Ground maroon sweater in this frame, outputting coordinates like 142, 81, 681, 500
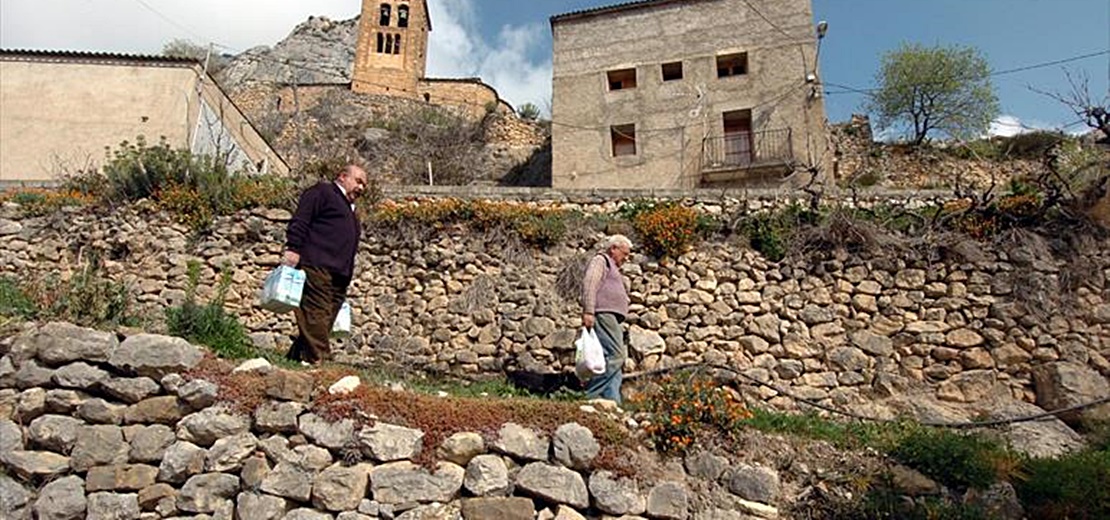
285, 182, 361, 280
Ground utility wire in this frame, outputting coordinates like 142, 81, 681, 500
823, 49, 1110, 96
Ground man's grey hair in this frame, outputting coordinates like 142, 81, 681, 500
604, 235, 633, 251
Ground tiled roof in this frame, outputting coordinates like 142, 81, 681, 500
0, 48, 198, 65
551, 0, 695, 24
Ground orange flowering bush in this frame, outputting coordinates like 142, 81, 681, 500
0, 188, 95, 216
632, 203, 700, 258
632, 373, 753, 455
371, 198, 568, 247
155, 183, 212, 230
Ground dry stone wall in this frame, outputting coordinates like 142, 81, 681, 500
0, 192, 1107, 415
5, 323, 769, 520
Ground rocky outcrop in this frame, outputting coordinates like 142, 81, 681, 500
219, 16, 358, 91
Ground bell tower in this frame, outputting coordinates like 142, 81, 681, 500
352, 0, 431, 97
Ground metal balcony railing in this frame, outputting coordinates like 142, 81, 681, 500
702, 128, 793, 171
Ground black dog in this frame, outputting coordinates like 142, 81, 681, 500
505, 370, 584, 396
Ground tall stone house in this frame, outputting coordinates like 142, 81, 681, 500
550, 0, 829, 189
0, 50, 288, 183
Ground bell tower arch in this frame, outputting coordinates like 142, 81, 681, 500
352, 0, 430, 97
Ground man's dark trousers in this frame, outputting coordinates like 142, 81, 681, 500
288, 266, 349, 364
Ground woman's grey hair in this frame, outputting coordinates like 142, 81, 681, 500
604, 235, 633, 251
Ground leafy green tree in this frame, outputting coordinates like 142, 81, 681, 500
518, 102, 541, 121
865, 43, 999, 145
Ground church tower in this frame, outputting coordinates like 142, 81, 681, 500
352, 0, 430, 97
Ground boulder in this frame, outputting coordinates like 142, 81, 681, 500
312, 464, 370, 512
647, 481, 690, 520
108, 334, 203, 378
205, 432, 258, 472
726, 464, 780, 503
35, 323, 118, 365
589, 470, 645, 515
86, 464, 158, 492
254, 401, 305, 433
86, 492, 140, 520
514, 462, 588, 509
357, 422, 424, 462
369, 461, 464, 504
52, 362, 109, 390
157, 441, 207, 484
0, 472, 33, 519
461, 497, 535, 520
236, 492, 288, 520
177, 473, 240, 513
128, 424, 176, 463
298, 413, 355, 450
177, 407, 250, 446
261, 462, 315, 502
1033, 362, 1110, 426
492, 423, 549, 461
123, 396, 186, 425
97, 378, 160, 404
437, 431, 484, 466
34, 475, 86, 520
70, 425, 129, 471
1, 450, 71, 479
27, 414, 82, 452
464, 454, 510, 497
551, 422, 599, 470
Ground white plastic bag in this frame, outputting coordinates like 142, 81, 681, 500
259, 266, 305, 313
574, 327, 606, 381
331, 301, 352, 337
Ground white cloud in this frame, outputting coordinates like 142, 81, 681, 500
426, 0, 551, 113
989, 115, 1033, 137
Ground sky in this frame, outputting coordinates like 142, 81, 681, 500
2, 0, 1108, 138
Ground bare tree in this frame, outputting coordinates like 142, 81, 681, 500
1033, 70, 1110, 144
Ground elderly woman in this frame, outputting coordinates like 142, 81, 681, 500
580, 235, 633, 403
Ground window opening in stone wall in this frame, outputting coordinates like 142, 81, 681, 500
393, 35, 402, 55
611, 124, 637, 157
398, 5, 410, 28
717, 52, 748, 78
376, 33, 385, 53
380, 4, 392, 26
385, 33, 394, 54
723, 109, 753, 164
662, 61, 683, 81
607, 68, 637, 91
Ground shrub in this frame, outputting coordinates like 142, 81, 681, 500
632, 203, 700, 258
1016, 448, 1110, 520
631, 373, 752, 455
13, 258, 138, 329
0, 188, 94, 217
166, 261, 254, 360
0, 276, 36, 319
890, 427, 1014, 491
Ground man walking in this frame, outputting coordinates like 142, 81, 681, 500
580, 235, 633, 403
283, 164, 369, 365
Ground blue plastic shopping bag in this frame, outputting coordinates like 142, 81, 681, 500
259, 266, 305, 313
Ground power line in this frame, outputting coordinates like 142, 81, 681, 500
132, 0, 212, 45
822, 49, 1110, 96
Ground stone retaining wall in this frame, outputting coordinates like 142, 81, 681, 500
0, 194, 1107, 412
4, 323, 760, 520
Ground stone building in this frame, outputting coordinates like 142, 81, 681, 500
0, 50, 289, 183
550, 0, 829, 189
348, 0, 505, 116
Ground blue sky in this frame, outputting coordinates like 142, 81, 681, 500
3, 0, 1108, 136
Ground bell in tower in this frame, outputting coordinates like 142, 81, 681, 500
352, 0, 431, 97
